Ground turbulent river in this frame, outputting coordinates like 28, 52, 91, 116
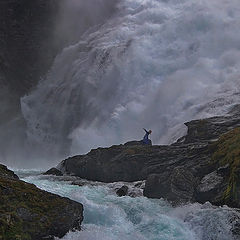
3, 0, 240, 238
17, 170, 238, 240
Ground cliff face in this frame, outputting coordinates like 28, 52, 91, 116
54, 105, 240, 209
0, 0, 117, 115
0, 164, 83, 240
0, 0, 118, 162
0, 0, 61, 160
0, 0, 60, 97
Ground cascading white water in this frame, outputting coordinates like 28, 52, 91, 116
21, 0, 240, 161
18, 170, 238, 240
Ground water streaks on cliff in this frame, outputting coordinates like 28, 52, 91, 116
21, 0, 240, 162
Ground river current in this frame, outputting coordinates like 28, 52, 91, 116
16, 169, 238, 240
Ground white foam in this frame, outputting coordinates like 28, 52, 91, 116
21, 0, 240, 160
20, 171, 237, 240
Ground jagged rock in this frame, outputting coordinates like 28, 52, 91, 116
229, 209, 240, 240
217, 164, 230, 175
143, 167, 197, 204
182, 105, 240, 144
58, 142, 211, 183
124, 141, 143, 146
134, 182, 143, 188
0, 164, 19, 180
53, 105, 240, 206
116, 185, 128, 197
71, 180, 85, 187
43, 167, 63, 176
195, 170, 227, 205
0, 165, 83, 240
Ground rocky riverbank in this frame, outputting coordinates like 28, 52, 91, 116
47, 105, 240, 209
0, 164, 83, 240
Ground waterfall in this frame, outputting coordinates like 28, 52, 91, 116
21, 0, 240, 162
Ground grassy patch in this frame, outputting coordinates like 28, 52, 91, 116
211, 127, 240, 205
0, 175, 81, 239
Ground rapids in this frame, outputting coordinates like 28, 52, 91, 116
17, 170, 238, 240
3, 1, 240, 239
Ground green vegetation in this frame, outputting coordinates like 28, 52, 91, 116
211, 127, 240, 205
0, 177, 60, 239
0, 166, 82, 240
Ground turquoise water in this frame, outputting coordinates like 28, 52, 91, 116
17, 170, 236, 240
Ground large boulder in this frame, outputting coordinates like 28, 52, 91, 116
0, 165, 83, 240
116, 185, 128, 197
195, 169, 228, 205
143, 167, 197, 205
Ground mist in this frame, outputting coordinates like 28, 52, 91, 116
54, 0, 118, 46
0, 0, 118, 168
2, 0, 240, 168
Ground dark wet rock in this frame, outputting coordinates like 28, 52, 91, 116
217, 164, 230, 175
0, 0, 62, 162
0, 0, 60, 97
0, 0, 118, 157
0, 164, 19, 180
144, 167, 197, 204
0, 164, 83, 240
182, 108, 240, 144
71, 180, 85, 187
229, 209, 240, 240
59, 142, 211, 183
54, 105, 240, 206
134, 182, 143, 188
116, 185, 128, 197
124, 141, 143, 146
43, 167, 63, 176
195, 170, 227, 205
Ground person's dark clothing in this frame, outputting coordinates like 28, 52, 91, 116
142, 128, 151, 145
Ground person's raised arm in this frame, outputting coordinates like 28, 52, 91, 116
143, 128, 148, 133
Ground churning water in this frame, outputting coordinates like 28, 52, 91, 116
17, 170, 238, 240
20, 0, 240, 163
7, 1, 240, 237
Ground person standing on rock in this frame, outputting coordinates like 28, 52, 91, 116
142, 128, 152, 145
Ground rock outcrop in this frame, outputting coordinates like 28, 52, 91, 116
0, 164, 19, 180
51, 105, 240, 208
43, 167, 63, 176
0, 164, 83, 240
143, 167, 197, 205
0, 0, 60, 97
116, 185, 129, 197
58, 141, 211, 182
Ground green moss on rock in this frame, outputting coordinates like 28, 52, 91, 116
0, 164, 19, 180
211, 127, 240, 206
0, 166, 83, 240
